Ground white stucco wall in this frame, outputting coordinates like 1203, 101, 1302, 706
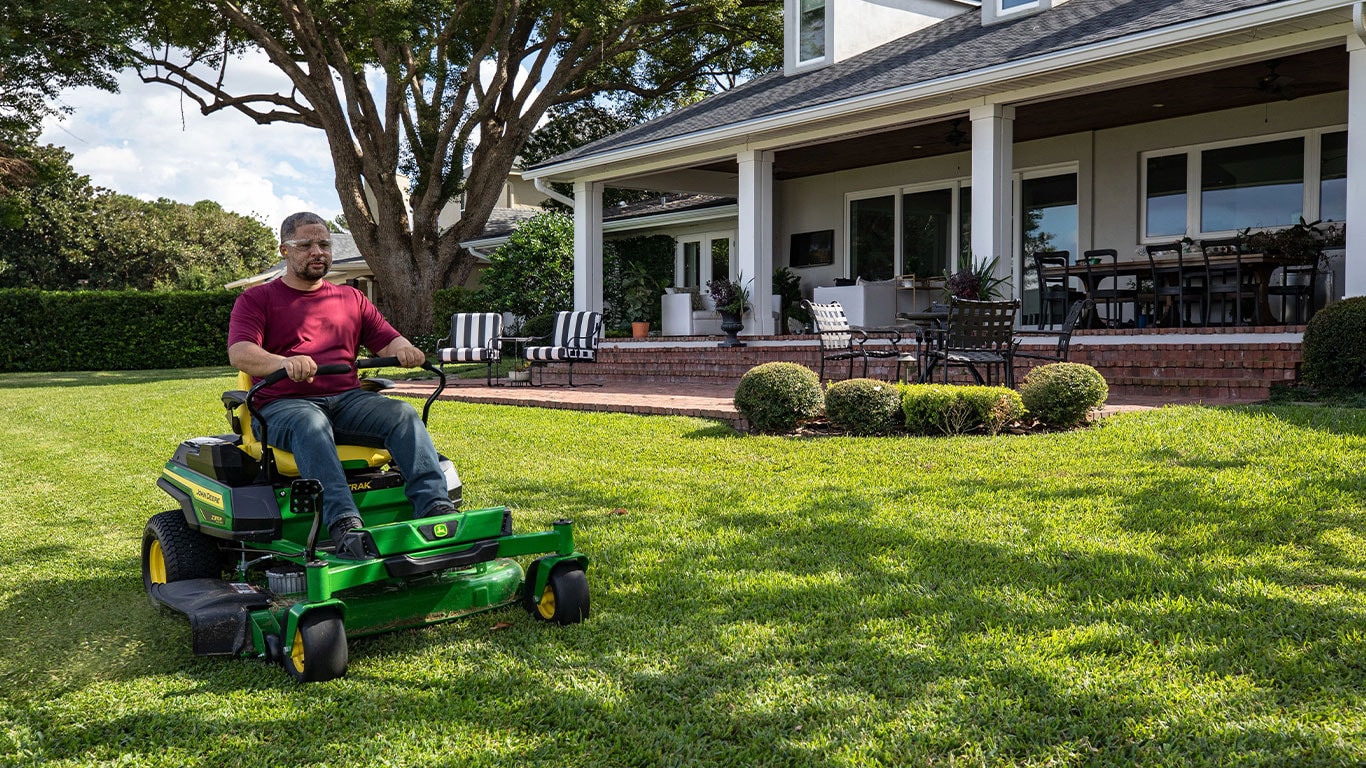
831, 0, 971, 62
769, 91, 1349, 298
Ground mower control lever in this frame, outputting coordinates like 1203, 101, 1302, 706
354, 358, 446, 424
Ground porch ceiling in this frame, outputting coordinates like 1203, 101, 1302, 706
692, 46, 1348, 181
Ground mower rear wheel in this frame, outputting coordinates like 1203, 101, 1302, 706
523, 559, 589, 625
283, 610, 348, 683
142, 510, 222, 596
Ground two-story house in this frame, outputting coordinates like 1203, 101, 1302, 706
527, 0, 1362, 335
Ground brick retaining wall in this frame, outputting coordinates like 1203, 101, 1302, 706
593, 325, 1303, 402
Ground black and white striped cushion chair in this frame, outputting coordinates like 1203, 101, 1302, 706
436, 312, 503, 385
524, 310, 602, 386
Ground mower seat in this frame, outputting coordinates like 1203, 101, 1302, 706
223, 372, 392, 477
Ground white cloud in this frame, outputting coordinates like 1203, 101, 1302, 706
39, 54, 343, 232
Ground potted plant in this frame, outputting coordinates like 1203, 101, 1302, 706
622, 263, 657, 338
1240, 219, 1331, 266
942, 254, 1008, 301
773, 266, 808, 335
707, 273, 751, 347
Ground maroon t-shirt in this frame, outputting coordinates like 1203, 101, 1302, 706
228, 280, 402, 407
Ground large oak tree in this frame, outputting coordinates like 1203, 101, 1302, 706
137, 0, 780, 334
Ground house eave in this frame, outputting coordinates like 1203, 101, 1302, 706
528, 0, 1352, 182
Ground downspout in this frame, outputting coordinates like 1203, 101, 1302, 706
534, 177, 575, 208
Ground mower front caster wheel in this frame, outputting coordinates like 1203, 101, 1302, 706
523, 559, 589, 625
283, 609, 348, 683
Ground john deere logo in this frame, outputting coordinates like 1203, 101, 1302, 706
433, 523, 449, 538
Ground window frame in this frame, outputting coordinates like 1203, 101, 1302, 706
1138, 125, 1346, 243
787, 0, 829, 72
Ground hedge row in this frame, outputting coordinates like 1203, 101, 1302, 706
0, 289, 236, 372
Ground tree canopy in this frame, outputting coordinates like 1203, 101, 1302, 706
134, 0, 782, 334
0, 143, 277, 290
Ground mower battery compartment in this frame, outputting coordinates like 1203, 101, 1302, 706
173, 435, 259, 485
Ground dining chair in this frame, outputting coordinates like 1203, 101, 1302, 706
1200, 237, 1258, 326
1013, 298, 1093, 364
1267, 259, 1320, 324
1145, 242, 1207, 327
1031, 251, 1081, 330
919, 297, 1020, 387
1080, 249, 1137, 328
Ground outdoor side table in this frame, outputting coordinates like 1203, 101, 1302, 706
497, 336, 536, 386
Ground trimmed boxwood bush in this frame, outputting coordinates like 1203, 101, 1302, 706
1018, 362, 1108, 428
902, 384, 1024, 436
1301, 296, 1366, 390
824, 378, 902, 435
734, 362, 823, 434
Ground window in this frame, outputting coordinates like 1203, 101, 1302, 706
849, 195, 896, 281
1019, 172, 1078, 325
902, 189, 952, 277
1145, 154, 1187, 238
675, 232, 733, 288
1141, 129, 1344, 240
1002, 0, 1037, 8
1320, 131, 1347, 223
1200, 137, 1303, 232
798, 0, 825, 64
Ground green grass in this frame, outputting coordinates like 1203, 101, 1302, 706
1, 367, 1364, 767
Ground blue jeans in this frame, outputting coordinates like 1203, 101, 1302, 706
256, 389, 452, 528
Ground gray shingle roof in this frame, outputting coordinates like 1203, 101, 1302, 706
534, 0, 1292, 168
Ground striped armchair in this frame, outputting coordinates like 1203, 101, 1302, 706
524, 310, 603, 386
436, 312, 503, 385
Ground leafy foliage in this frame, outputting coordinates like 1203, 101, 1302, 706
734, 361, 823, 433
944, 254, 1008, 301
902, 384, 1024, 436
0, 289, 235, 371
823, 378, 903, 436
0, 0, 137, 146
1018, 362, 1110, 427
0, 144, 276, 290
707, 274, 752, 315
474, 212, 574, 320
131, 0, 784, 334
1300, 295, 1366, 390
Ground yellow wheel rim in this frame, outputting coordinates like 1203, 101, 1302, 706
536, 583, 556, 619
148, 541, 168, 584
291, 628, 306, 672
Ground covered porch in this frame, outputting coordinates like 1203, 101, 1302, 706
529, 1, 1364, 345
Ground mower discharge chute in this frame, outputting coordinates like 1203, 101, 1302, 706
145, 357, 589, 682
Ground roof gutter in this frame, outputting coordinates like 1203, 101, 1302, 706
528, 0, 1349, 180
534, 176, 574, 207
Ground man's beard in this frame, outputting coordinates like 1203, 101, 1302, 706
293, 260, 329, 281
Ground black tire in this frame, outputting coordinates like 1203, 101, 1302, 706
282, 609, 348, 683
523, 560, 590, 625
142, 510, 222, 596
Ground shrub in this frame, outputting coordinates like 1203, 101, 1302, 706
902, 384, 1023, 436
0, 289, 235, 372
734, 362, 823, 434
1018, 362, 1109, 428
1301, 296, 1366, 390
824, 378, 902, 435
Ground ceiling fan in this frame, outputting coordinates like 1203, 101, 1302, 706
1220, 60, 1337, 101
944, 119, 969, 148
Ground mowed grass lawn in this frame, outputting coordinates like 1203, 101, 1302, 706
0, 367, 1364, 767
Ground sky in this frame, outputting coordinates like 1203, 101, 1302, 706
38, 53, 345, 234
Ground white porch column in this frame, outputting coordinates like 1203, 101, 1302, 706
1345, 30, 1366, 298
573, 180, 604, 312
969, 104, 1016, 296
737, 149, 775, 335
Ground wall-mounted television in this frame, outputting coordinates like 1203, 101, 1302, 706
789, 230, 834, 268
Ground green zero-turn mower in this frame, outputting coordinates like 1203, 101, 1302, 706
144, 357, 589, 682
